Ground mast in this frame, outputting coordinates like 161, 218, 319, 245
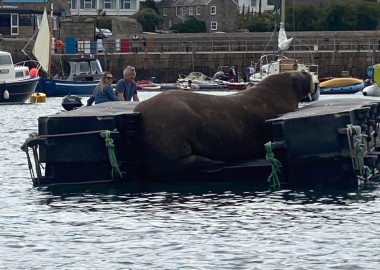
273, 0, 281, 61
281, 0, 285, 23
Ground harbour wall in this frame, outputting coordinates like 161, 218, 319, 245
1, 32, 380, 82
94, 50, 379, 82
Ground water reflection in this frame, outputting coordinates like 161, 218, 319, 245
36, 176, 380, 208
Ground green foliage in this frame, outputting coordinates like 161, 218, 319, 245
244, 12, 275, 32
140, 0, 159, 14
170, 20, 207, 33
286, 4, 323, 31
239, 1, 380, 32
96, 17, 112, 30
133, 8, 160, 32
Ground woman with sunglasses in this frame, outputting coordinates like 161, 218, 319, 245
93, 72, 119, 104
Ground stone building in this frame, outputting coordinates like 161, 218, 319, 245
0, 0, 69, 38
156, 0, 239, 32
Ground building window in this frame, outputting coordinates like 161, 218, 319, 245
163, 8, 167, 16
210, 6, 216, 15
211, 21, 217, 31
181, 7, 186, 15
69, 0, 76, 9
189, 7, 193, 15
11, 14, 19, 35
120, 0, 136, 10
83, 0, 94, 9
104, 0, 112, 9
196, 6, 201, 15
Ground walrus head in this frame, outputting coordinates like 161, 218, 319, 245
291, 71, 315, 101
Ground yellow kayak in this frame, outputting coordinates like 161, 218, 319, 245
320, 77, 364, 88
29, 92, 47, 103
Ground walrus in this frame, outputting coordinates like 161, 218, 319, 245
133, 71, 314, 176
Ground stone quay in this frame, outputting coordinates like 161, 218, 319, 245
1, 31, 379, 82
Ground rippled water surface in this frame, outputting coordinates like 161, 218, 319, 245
1, 92, 380, 269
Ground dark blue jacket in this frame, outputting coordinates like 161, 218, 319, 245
94, 84, 118, 104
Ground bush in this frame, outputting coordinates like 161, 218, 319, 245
170, 20, 206, 33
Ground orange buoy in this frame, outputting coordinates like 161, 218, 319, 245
30, 68, 38, 77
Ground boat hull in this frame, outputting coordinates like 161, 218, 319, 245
226, 82, 248, 90
320, 82, 364, 94
0, 77, 38, 104
36, 78, 99, 97
320, 77, 363, 88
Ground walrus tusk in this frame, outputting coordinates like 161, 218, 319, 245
307, 93, 312, 101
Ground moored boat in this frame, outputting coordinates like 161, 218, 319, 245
136, 80, 162, 91
36, 57, 103, 96
320, 82, 364, 94
247, 0, 320, 102
362, 63, 380, 97
24, 8, 103, 97
0, 51, 39, 105
319, 77, 364, 88
226, 81, 249, 90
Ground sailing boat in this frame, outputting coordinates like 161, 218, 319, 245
33, 8, 51, 74
31, 7, 104, 96
248, 0, 320, 101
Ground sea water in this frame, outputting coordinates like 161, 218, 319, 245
1, 92, 380, 269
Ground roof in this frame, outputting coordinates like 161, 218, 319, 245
157, 0, 211, 7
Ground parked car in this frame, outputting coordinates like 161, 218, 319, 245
95, 28, 104, 40
100, 28, 113, 38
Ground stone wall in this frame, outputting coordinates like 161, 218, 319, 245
61, 50, 378, 82
1, 32, 379, 82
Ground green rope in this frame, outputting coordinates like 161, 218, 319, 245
347, 125, 372, 177
101, 130, 122, 179
265, 141, 282, 187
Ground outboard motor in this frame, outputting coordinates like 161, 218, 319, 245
62, 94, 83, 111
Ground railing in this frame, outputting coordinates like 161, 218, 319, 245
59, 38, 380, 55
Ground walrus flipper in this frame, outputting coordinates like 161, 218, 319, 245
177, 153, 226, 173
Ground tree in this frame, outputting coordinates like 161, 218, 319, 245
140, 0, 159, 14
246, 12, 274, 32
286, 4, 322, 31
323, 4, 354, 31
238, 1, 379, 32
134, 8, 160, 32
170, 19, 206, 33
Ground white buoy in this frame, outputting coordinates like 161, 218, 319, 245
362, 84, 380, 97
3, 90, 9, 99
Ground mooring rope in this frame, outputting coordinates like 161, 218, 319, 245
346, 124, 371, 177
101, 130, 122, 179
265, 141, 282, 188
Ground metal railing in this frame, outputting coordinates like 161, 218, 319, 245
60, 38, 380, 55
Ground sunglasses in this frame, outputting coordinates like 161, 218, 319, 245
106, 76, 113, 79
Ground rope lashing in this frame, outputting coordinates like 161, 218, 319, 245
100, 130, 122, 179
265, 141, 282, 187
346, 124, 372, 177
